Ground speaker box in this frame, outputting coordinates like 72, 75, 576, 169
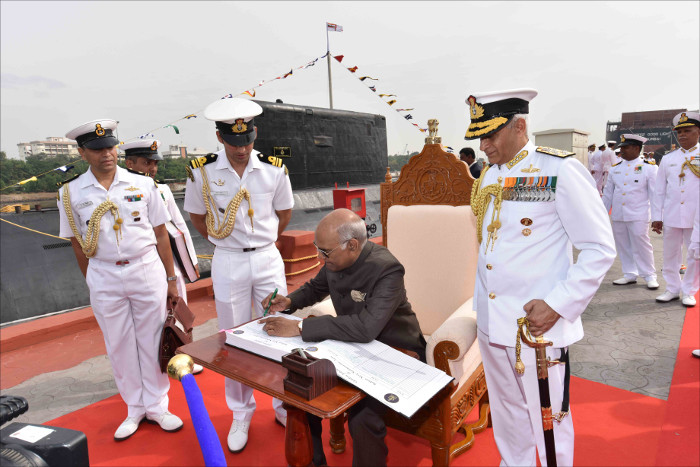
1, 422, 89, 466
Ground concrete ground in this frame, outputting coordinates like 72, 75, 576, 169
1, 229, 693, 426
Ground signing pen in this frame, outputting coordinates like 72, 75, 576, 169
263, 287, 278, 317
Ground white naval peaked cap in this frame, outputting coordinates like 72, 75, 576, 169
464, 88, 538, 140
66, 119, 119, 149
607, 140, 617, 145
204, 98, 262, 146
673, 111, 700, 130
120, 139, 163, 160
617, 134, 648, 147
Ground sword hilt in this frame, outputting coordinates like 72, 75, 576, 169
515, 317, 553, 375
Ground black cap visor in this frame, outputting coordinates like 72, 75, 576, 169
220, 131, 255, 147
82, 135, 119, 150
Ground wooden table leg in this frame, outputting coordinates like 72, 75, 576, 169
329, 413, 347, 454
284, 403, 313, 467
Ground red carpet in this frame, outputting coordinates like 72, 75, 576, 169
655, 292, 700, 467
47, 370, 674, 466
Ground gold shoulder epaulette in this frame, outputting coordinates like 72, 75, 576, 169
126, 167, 157, 186
57, 173, 80, 187
190, 153, 218, 169
612, 161, 622, 167
644, 160, 656, 165
536, 146, 574, 158
257, 153, 289, 175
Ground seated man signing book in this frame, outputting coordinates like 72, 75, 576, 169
260, 208, 426, 467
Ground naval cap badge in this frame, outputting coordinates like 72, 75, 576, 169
232, 119, 248, 134
95, 123, 105, 136
467, 96, 485, 119
679, 113, 688, 123
150, 141, 158, 151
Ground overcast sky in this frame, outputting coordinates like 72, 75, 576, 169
1, 1, 698, 159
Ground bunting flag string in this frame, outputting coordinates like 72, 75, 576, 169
1, 158, 82, 191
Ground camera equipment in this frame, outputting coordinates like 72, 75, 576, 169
0, 395, 89, 466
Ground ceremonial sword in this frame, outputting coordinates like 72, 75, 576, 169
515, 317, 570, 467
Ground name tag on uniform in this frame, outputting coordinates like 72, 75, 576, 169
502, 176, 557, 202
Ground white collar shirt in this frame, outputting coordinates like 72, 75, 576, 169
58, 166, 170, 261
651, 145, 699, 228
158, 183, 198, 265
602, 156, 658, 222
183, 149, 294, 248
589, 150, 602, 171
474, 140, 616, 347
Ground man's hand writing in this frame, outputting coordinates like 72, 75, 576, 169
261, 292, 292, 314
259, 316, 300, 337
523, 299, 560, 336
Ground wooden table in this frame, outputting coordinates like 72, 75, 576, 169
177, 333, 364, 466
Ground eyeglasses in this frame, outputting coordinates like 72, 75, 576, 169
314, 240, 348, 258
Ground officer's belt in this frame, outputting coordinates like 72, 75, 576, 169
88, 247, 159, 267
215, 243, 275, 254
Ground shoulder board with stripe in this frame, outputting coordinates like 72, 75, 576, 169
257, 153, 289, 175
189, 153, 218, 169
612, 161, 622, 167
644, 160, 656, 165
57, 173, 80, 187
536, 146, 574, 158
126, 167, 157, 187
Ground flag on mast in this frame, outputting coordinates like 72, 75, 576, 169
327, 22, 343, 32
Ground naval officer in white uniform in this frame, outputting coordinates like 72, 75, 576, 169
184, 98, 294, 453
602, 134, 659, 289
59, 120, 184, 440
466, 89, 616, 466
651, 111, 700, 306
122, 139, 204, 375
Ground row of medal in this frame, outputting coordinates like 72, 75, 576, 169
501, 176, 558, 202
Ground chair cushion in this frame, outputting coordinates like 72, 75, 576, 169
387, 205, 478, 335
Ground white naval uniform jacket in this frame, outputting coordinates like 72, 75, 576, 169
474, 141, 616, 348
183, 149, 294, 248
602, 156, 658, 222
158, 183, 198, 266
651, 145, 699, 229
58, 166, 170, 260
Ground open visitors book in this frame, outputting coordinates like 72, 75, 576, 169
225, 316, 453, 418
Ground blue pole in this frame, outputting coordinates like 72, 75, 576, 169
180, 373, 227, 467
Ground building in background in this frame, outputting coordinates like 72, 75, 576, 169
16, 137, 79, 160
161, 144, 210, 159
606, 109, 695, 158
533, 128, 590, 166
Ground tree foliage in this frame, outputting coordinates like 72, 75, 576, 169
0, 155, 193, 193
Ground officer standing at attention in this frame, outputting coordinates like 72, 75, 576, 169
184, 98, 294, 452
122, 138, 204, 375
589, 143, 604, 194
602, 134, 659, 289
59, 120, 184, 440
466, 89, 616, 466
651, 111, 700, 306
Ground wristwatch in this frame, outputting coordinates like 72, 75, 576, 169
167, 276, 177, 282
297, 320, 303, 333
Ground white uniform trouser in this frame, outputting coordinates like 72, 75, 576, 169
478, 329, 574, 467
663, 227, 700, 296
612, 221, 656, 281
87, 247, 169, 419
212, 244, 287, 422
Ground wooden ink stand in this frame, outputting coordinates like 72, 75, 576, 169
282, 350, 338, 400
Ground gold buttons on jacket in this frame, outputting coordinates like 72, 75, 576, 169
486, 264, 493, 270
522, 228, 532, 236
489, 293, 496, 299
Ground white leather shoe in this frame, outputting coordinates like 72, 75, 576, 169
656, 291, 680, 302
681, 295, 697, 307
146, 411, 183, 432
192, 363, 204, 375
692, 349, 700, 358
114, 414, 145, 441
275, 411, 287, 428
227, 419, 250, 453
613, 277, 637, 285
646, 279, 660, 290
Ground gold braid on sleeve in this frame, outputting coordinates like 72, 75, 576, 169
470, 165, 504, 252
198, 167, 254, 239
62, 184, 123, 258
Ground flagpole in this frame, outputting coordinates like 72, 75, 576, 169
326, 23, 334, 109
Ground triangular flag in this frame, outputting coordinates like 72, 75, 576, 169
387, 100, 397, 106
184, 114, 197, 119
396, 108, 414, 112
379, 94, 396, 98
359, 76, 378, 81
334, 55, 344, 63
368, 86, 377, 92
283, 69, 293, 78
347, 66, 358, 73
166, 125, 180, 135
221, 94, 233, 99
404, 114, 413, 120
242, 90, 256, 97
